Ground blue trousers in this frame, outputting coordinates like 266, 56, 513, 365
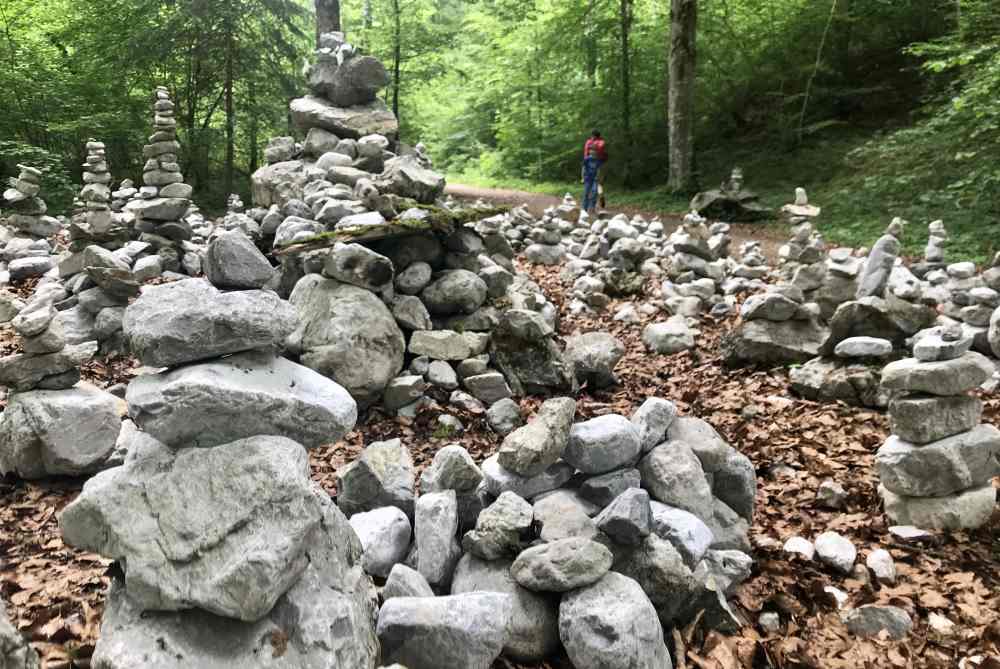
583, 174, 599, 211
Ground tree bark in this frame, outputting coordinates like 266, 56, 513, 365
224, 15, 235, 198
315, 0, 341, 45
619, 0, 633, 187
667, 0, 697, 193
585, 0, 598, 87
392, 0, 401, 120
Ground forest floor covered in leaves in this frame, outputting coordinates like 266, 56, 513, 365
2, 257, 999, 669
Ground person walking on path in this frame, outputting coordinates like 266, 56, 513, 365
581, 130, 608, 214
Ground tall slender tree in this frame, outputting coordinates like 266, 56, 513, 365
667, 0, 697, 193
315, 0, 341, 44
619, 0, 633, 186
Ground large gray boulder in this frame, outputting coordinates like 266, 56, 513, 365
123, 279, 295, 368
481, 455, 574, 500
0, 385, 122, 479
889, 395, 982, 444
420, 270, 487, 316
290, 96, 399, 139
0, 341, 97, 392
288, 274, 405, 406
450, 555, 560, 663
722, 318, 828, 367
336, 438, 415, 518
558, 572, 672, 669
876, 425, 1000, 497
322, 243, 394, 292
126, 351, 356, 449
639, 442, 714, 521
414, 490, 461, 587
203, 230, 275, 290
564, 415, 642, 475
462, 491, 533, 560
511, 537, 612, 592
376, 593, 512, 669
378, 155, 446, 205
612, 533, 700, 626
630, 398, 678, 453
89, 490, 379, 668
490, 309, 577, 396
668, 416, 756, 522
564, 332, 625, 388
308, 54, 389, 106
880, 483, 996, 530
880, 353, 994, 396
348, 506, 412, 578
59, 436, 324, 622
497, 397, 576, 477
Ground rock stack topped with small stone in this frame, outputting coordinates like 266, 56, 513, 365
71, 140, 120, 244
662, 213, 734, 317
778, 221, 828, 304
821, 219, 936, 356
125, 87, 196, 275
2, 164, 60, 241
723, 284, 828, 367
54, 276, 378, 668
877, 325, 999, 530
912, 219, 948, 278
1, 165, 61, 281
0, 286, 121, 478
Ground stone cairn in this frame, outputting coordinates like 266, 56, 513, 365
0, 283, 120, 479
877, 324, 999, 530
1, 165, 60, 281
125, 87, 195, 275
723, 283, 826, 367
68, 139, 126, 252
56, 276, 379, 668
338, 396, 756, 668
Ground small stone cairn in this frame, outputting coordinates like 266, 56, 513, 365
877, 324, 999, 530
723, 283, 827, 367
55, 277, 378, 668
663, 212, 734, 318
2, 164, 60, 240
1, 165, 60, 281
125, 87, 196, 274
912, 219, 948, 278
0, 284, 116, 478
70, 140, 120, 246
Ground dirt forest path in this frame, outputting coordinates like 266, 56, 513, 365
446, 182, 787, 260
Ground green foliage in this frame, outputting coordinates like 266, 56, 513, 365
0, 141, 76, 213
0, 0, 311, 212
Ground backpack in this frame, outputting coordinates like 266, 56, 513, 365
585, 138, 608, 162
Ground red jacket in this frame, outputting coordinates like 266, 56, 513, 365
584, 137, 608, 162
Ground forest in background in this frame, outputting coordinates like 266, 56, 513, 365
1, 0, 998, 257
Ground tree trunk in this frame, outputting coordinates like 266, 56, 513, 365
667, 0, 697, 193
837, 0, 853, 78
585, 0, 598, 87
392, 0, 401, 120
315, 0, 341, 45
248, 82, 259, 175
619, 0, 633, 187
224, 19, 235, 198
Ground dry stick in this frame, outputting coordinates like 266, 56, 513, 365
673, 627, 689, 669
797, 0, 839, 144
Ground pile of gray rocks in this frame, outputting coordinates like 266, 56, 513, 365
877, 326, 999, 530
1, 165, 60, 281
340, 395, 756, 668
55, 276, 380, 668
